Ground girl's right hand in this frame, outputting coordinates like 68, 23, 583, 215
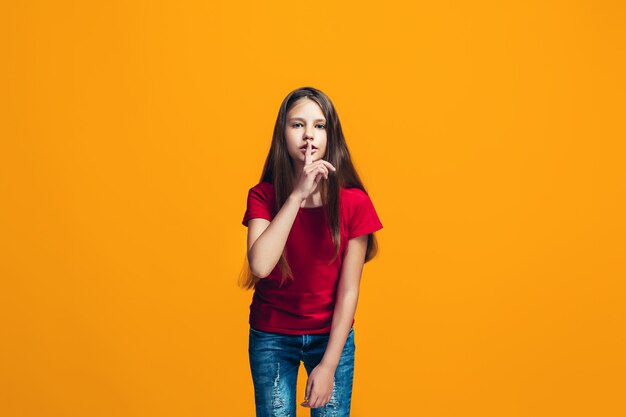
292, 141, 337, 202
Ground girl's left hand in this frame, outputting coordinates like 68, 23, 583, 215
301, 363, 335, 408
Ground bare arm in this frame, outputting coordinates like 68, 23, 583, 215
247, 141, 335, 278
301, 233, 368, 408
247, 192, 305, 278
320, 233, 368, 369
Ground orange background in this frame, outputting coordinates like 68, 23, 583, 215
2, 1, 625, 416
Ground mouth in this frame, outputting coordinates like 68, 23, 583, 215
300, 145, 317, 150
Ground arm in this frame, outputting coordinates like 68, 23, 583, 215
321, 233, 368, 369
247, 192, 305, 278
249, 142, 334, 279
302, 233, 369, 408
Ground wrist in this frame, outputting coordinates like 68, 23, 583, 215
289, 191, 305, 205
319, 358, 338, 371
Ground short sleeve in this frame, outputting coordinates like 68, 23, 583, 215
242, 183, 274, 227
347, 192, 383, 240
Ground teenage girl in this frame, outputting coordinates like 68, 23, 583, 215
240, 86, 383, 417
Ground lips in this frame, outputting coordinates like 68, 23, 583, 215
300, 145, 317, 149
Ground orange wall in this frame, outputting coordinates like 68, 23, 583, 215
2, 1, 625, 416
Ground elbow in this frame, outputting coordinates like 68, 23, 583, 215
250, 266, 269, 279
247, 251, 270, 279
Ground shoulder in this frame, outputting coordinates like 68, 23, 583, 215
341, 186, 383, 238
245, 181, 276, 210
248, 181, 274, 197
249, 180, 273, 191
341, 186, 371, 205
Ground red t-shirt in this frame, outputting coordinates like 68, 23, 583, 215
241, 181, 383, 335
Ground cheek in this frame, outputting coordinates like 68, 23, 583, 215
285, 135, 298, 149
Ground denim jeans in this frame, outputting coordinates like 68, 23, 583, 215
248, 325, 355, 417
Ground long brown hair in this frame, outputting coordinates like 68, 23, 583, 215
238, 86, 379, 290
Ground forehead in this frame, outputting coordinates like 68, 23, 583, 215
287, 99, 325, 120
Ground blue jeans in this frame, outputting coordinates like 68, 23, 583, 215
248, 326, 355, 417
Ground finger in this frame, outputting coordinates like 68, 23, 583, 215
305, 167, 327, 182
321, 165, 329, 179
319, 167, 328, 180
304, 141, 313, 166
305, 378, 312, 402
310, 165, 328, 178
307, 160, 335, 173
309, 383, 320, 408
313, 159, 337, 171
320, 160, 336, 172
304, 162, 323, 175
315, 164, 329, 176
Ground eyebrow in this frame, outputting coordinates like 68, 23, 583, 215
288, 117, 326, 123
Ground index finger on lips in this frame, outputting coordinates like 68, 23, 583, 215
305, 141, 313, 165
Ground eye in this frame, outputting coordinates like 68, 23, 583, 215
316, 124, 326, 129
292, 123, 303, 128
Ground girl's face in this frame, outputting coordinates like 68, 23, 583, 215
285, 98, 328, 168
